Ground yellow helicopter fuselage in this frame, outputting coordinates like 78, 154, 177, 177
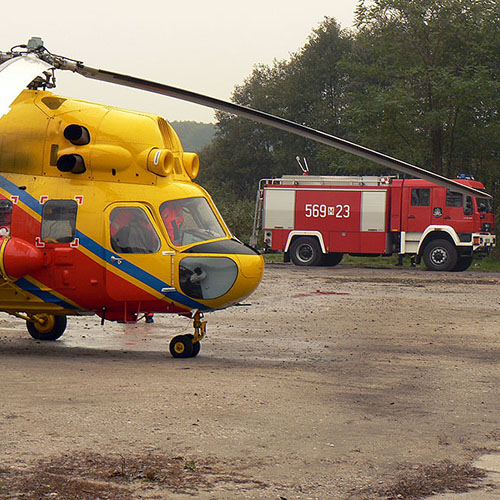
0, 90, 264, 323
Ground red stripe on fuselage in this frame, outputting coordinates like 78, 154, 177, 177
0, 195, 186, 317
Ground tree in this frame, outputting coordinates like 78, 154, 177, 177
199, 18, 354, 196
347, 0, 500, 185
198, 5, 499, 243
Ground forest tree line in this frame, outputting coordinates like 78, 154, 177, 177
194, 0, 499, 243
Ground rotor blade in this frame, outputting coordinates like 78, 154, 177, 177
0, 55, 52, 119
72, 64, 487, 198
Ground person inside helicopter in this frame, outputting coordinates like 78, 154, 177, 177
159, 197, 226, 247
110, 207, 160, 254
160, 201, 184, 246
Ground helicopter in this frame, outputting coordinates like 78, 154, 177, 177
0, 37, 490, 358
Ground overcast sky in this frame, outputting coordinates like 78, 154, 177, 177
1, 0, 359, 123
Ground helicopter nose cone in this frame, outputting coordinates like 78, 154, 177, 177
223, 252, 264, 305
234, 252, 265, 297
177, 240, 264, 309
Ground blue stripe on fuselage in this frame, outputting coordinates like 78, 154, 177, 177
0, 175, 208, 311
15, 277, 81, 311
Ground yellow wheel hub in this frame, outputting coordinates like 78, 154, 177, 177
173, 341, 185, 354
33, 314, 56, 334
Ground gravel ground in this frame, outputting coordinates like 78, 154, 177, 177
0, 262, 499, 499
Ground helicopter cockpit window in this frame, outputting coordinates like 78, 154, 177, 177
160, 197, 226, 247
110, 206, 160, 254
41, 200, 77, 243
0, 199, 13, 237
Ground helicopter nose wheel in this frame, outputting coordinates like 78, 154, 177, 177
169, 311, 206, 358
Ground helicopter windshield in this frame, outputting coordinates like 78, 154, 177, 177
160, 197, 227, 246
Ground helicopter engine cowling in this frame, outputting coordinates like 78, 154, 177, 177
0, 237, 44, 280
64, 125, 90, 146
57, 154, 86, 174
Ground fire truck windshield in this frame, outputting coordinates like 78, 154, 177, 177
160, 197, 227, 246
476, 197, 493, 213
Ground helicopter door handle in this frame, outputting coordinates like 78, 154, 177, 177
110, 255, 123, 265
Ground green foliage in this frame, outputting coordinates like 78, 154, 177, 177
196, 173, 256, 244
199, 17, 356, 199
263, 252, 500, 271
198, 3, 500, 240
170, 121, 215, 152
347, 0, 500, 182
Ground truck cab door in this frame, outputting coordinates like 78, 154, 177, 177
442, 190, 473, 232
402, 186, 433, 232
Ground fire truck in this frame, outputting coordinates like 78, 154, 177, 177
251, 175, 496, 271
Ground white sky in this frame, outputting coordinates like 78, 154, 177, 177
1, 0, 359, 123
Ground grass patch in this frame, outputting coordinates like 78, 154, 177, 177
262, 252, 500, 271
0, 451, 268, 499
353, 460, 486, 499
262, 252, 285, 263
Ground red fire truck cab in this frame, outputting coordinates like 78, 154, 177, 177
251, 175, 496, 271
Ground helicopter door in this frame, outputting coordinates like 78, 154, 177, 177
40, 200, 79, 290
104, 204, 173, 302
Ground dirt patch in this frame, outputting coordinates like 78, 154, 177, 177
351, 461, 486, 499
0, 452, 267, 499
0, 263, 500, 499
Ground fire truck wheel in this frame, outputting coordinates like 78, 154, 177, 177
422, 239, 458, 271
452, 256, 473, 272
169, 334, 194, 358
26, 314, 67, 341
323, 252, 343, 267
290, 237, 323, 266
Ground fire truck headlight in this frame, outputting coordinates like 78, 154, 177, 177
264, 231, 272, 246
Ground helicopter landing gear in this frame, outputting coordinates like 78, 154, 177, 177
25, 313, 67, 341
169, 311, 206, 358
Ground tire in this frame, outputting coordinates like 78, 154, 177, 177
26, 314, 67, 341
184, 334, 201, 357
169, 334, 194, 358
323, 252, 343, 267
289, 237, 323, 266
452, 256, 473, 272
422, 239, 458, 271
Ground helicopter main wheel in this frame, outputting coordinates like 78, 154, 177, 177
26, 314, 67, 341
169, 334, 194, 358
